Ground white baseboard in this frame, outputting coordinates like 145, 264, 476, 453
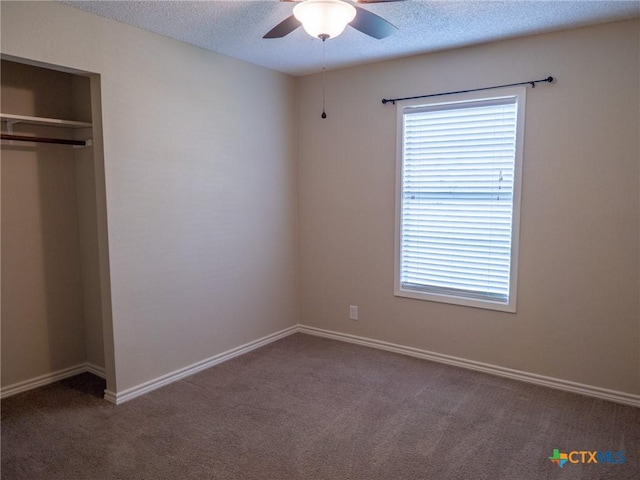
85, 362, 106, 379
0, 362, 106, 399
11, 325, 636, 409
105, 325, 299, 405
298, 325, 640, 408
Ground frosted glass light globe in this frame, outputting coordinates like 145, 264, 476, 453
293, 0, 357, 39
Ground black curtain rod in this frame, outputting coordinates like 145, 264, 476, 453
1, 134, 88, 146
382, 76, 554, 105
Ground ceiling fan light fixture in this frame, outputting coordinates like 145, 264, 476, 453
293, 0, 357, 40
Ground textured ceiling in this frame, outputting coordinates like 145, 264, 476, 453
61, 1, 640, 76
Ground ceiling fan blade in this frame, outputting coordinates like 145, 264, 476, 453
263, 15, 301, 39
351, 6, 398, 39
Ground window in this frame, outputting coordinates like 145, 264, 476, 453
395, 87, 525, 312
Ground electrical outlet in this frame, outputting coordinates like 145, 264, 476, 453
349, 305, 358, 321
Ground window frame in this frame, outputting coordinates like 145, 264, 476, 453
394, 86, 526, 313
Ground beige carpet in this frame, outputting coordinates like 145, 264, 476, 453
2, 333, 639, 479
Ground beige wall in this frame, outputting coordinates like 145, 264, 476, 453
3, 2, 637, 398
297, 20, 640, 394
1, 1, 298, 393
72, 74, 106, 369
1, 61, 89, 385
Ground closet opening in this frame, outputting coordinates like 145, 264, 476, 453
1, 57, 115, 399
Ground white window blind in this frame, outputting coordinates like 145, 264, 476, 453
396, 91, 524, 311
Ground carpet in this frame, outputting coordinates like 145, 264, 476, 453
2, 333, 639, 479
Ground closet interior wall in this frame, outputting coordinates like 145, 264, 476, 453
1, 59, 105, 388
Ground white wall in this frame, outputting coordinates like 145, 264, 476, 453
297, 20, 640, 395
1, 1, 298, 393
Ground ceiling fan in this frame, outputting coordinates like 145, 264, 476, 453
264, 0, 404, 41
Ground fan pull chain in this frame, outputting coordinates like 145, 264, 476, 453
321, 36, 327, 119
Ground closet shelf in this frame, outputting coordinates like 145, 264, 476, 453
1, 113, 92, 129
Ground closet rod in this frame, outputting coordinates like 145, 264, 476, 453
1, 134, 88, 146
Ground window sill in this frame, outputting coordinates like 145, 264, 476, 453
394, 286, 516, 313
